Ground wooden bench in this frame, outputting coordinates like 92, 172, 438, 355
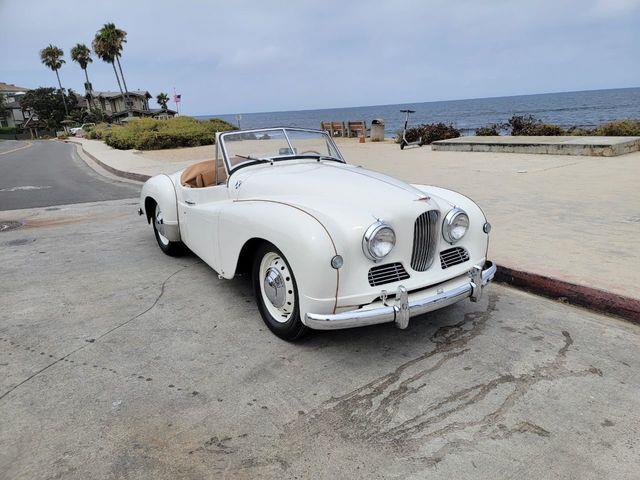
346, 120, 367, 138
320, 121, 346, 137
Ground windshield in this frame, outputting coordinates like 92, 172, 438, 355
220, 128, 343, 171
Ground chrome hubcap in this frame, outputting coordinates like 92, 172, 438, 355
259, 252, 295, 322
264, 267, 285, 308
155, 204, 169, 246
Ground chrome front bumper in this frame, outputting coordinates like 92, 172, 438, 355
305, 261, 497, 330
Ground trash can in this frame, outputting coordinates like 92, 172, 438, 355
370, 118, 385, 142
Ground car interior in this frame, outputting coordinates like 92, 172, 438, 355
180, 159, 227, 188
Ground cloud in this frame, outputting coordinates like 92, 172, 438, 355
1, 0, 638, 115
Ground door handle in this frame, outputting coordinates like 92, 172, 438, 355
185, 200, 196, 205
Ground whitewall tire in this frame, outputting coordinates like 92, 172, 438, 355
252, 243, 307, 341
152, 203, 185, 256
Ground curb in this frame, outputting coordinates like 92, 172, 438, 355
67, 140, 150, 182
495, 266, 640, 324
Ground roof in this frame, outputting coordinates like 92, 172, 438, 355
111, 108, 177, 118
0, 82, 31, 93
90, 90, 151, 99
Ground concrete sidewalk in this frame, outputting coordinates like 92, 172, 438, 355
432, 135, 640, 156
68, 138, 193, 181
68, 137, 640, 318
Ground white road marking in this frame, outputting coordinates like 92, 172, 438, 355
0, 185, 53, 192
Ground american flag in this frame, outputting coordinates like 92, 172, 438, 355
173, 93, 181, 103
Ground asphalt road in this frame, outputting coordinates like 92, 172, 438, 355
0, 140, 139, 211
1, 199, 638, 479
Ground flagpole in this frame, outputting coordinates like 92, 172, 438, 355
173, 87, 180, 116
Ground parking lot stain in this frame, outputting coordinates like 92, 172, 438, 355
3, 237, 36, 247
280, 305, 604, 469
0, 220, 23, 232
198, 293, 605, 476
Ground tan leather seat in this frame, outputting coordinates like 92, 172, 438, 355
181, 160, 228, 188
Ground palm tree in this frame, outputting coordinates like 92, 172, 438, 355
156, 92, 169, 110
92, 31, 124, 109
70, 43, 93, 112
93, 23, 131, 114
40, 44, 68, 115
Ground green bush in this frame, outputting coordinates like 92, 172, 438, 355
593, 119, 640, 136
475, 124, 501, 136
85, 122, 112, 140
93, 116, 236, 150
507, 115, 565, 136
418, 123, 461, 144
395, 127, 420, 144
394, 123, 460, 144
0, 126, 19, 134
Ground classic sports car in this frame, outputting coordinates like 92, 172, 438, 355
139, 127, 496, 340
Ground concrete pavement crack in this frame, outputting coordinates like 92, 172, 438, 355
0, 261, 200, 403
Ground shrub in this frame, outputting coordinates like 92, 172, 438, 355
85, 123, 112, 140
0, 126, 19, 134
96, 116, 236, 150
593, 119, 640, 136
394, 127, 421, 144
394, 123, 460, 144
475, 124, 501, 136
418, 123, 461, 144
507, 115, 565, 136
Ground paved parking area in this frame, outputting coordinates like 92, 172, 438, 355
1, 199, 639, 479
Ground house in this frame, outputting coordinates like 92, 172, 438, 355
76, 90, 176, 122
0, 82, 32, 128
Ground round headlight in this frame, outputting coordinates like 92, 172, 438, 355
362, 221, 396, 261
443, 208, 469, 243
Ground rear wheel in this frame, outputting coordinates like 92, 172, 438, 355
152, 203, 185, 256
252, 243, 307, 341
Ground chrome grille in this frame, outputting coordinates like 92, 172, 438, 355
440, 247, 470, 269
368, 262, 410, 287
410, 210, 439, 271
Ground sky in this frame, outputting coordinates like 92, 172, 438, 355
1, 0, 639, 116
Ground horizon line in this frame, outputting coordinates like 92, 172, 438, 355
200, 85, 640, 118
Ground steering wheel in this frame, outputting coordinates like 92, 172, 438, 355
300, 150, 322, 155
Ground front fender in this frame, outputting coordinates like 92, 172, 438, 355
219, 200, 339, 319
140, 174, 181, 242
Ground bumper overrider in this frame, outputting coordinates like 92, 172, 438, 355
305, 261, 497, 330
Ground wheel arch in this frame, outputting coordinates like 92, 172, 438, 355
139, 174, 181, 242
235, 237, 270, 275
219, 200, 340, 317
144, 196, 156, 224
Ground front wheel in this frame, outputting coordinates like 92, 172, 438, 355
252, 243, 307, 341
152, 203, 185, 256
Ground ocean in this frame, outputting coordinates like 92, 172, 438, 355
198, 87, 640, 136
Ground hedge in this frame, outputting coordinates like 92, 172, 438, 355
395, 123, 461, 145
86, 116, 237, 150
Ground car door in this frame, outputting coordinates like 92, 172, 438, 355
179, 185, 229, 271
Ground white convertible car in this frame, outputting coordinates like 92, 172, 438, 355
139, 127, 496, 340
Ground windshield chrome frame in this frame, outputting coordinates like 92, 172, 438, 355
219, 127, 345, 174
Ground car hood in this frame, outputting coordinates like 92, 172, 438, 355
232, 160, 453, 226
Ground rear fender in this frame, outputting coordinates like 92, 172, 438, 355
140, 174, 181, 242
